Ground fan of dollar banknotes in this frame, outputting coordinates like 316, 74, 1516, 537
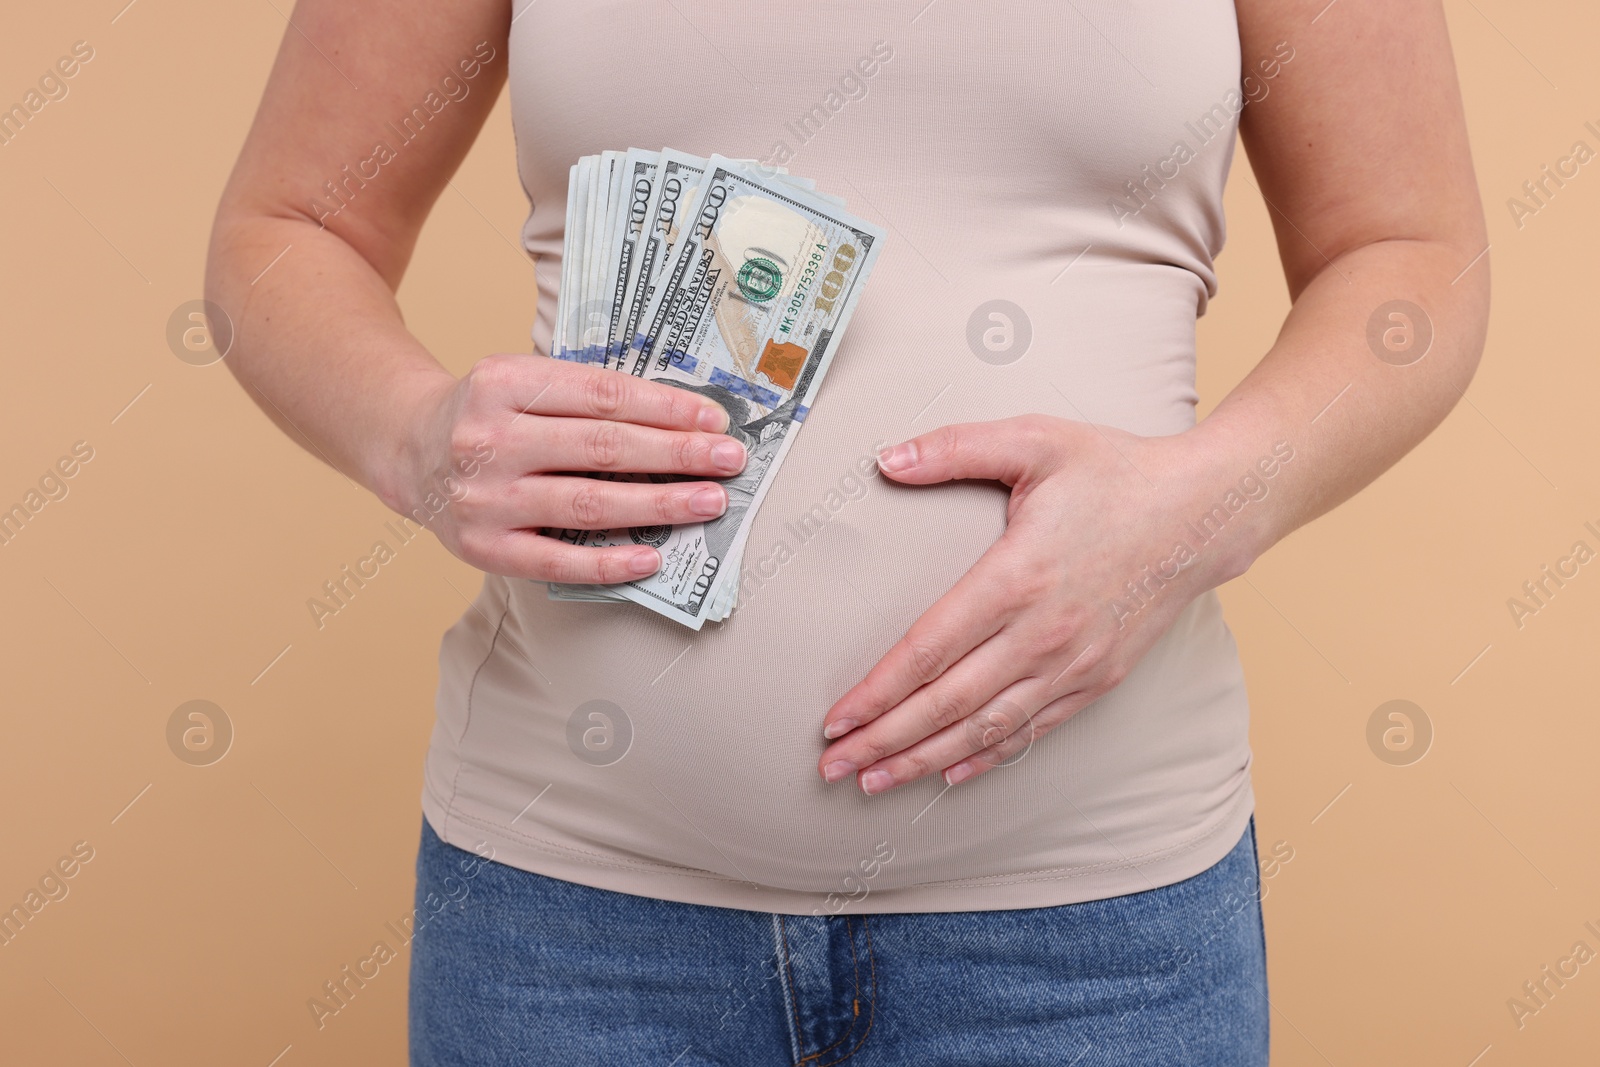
542, 148, 885, 630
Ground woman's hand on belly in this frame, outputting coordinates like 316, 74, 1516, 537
816, 414, 1253, 795
395, 352, 748, 583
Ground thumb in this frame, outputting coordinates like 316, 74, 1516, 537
876, 419, 1048, 486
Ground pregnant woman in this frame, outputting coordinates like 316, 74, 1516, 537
207, 1, 1487, 1063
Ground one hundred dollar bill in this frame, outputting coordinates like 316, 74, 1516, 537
547, 156, 883, 628
602, 149, 659, 367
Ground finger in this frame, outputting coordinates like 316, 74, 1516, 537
469, 528, 662, 584
821, 548, 1015, 739
851, 677, 1040, 794
509, 354, 731, 432
861, 685, 1086, 795
818, 633, 1012, 783
531, 417, 746, 477
509, 475, 727, 530
875, 417, 1051, 486
939, 690, 1090, 788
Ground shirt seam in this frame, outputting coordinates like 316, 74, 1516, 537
440, 582, 511, 845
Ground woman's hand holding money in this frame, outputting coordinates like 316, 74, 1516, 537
392, 352, 747, 583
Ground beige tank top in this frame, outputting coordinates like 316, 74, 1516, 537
422, 0, 1255, 912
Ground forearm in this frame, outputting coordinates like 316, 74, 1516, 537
204, 212, 456, 513
1181, 235, 1490, 585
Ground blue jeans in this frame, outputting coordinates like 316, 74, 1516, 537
409, 816, 1269, 1065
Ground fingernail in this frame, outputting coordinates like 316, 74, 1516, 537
689, 486, 726, 517
713, 439, 746, 472
823, 718, 857, 740
698, 405, 730, 433
944, 761, 976, 786
822, 760, 856, 784
859, 769, 893, 795
877, 442, 915, 473
628, 549, 659, 575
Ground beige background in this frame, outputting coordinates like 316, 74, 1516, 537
1, 1, 1595, 1063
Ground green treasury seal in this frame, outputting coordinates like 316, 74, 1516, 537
735, 256, 783, 303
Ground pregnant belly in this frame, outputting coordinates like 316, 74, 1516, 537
438, 478, 1248, 896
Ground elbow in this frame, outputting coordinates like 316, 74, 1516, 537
1447, 215, 1492, 392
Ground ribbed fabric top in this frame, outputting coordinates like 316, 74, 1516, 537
422, 0, 1256, 913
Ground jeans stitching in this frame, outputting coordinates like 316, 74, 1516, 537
795, 917, 861, 1065
771, 914, 803, 1064
778, 915, 809, 1064
1245, 817, 1271, 1056
812, 917, 876, 1067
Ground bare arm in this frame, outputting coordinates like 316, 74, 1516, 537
207, 0, 509, 502
1189, 0, 1490, 578
206, 0, 745, 584
817, 0, 1489, 791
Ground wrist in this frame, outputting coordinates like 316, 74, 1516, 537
1160, 418, 1289, 589
367, 367, 460, 517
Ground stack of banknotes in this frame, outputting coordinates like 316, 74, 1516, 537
542, 147, 885, 630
